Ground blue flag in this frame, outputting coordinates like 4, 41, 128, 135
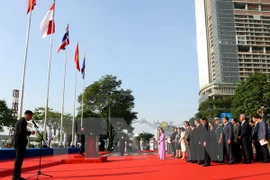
81, 57, 86, 79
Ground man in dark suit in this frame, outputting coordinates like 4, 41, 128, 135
252, 115, 262, 162
238, 114, 252, 164
194, 119, 204, 164
119, 136, 126, 156
79, 127, 85, 156
12, 110, 35, 180
223, 116, 234, 164
188, 123, 197, 163
200, 117, 211, 166
214, 117, 224, 163
171, 127, 177, 157
256, 114, 269, 163
184, 121, 191, 162
232, 118, 242, 163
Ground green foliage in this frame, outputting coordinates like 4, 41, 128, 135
77, 75, 137, 132
0, 100, 17, 131
33, 107, 73, 134
232, 72, 270, 118
135, 132, 154, 144
197, 96, 233, 119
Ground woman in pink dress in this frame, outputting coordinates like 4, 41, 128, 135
158, 128, 166, 160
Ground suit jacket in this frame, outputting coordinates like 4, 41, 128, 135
184, 126, 190, 141
201, 122, 210, 144
171, 131, 177, 142
12, 117, 31, 147
258, 119, 269, 141
223, 122, 234, 142
252, 122, 259, 141
196, 124, 204, 143
233, 123, 240, 143
239, 120, 252, 141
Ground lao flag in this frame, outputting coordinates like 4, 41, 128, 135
57, 24, 70, 52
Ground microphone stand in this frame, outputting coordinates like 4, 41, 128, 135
27, 121, 53, 180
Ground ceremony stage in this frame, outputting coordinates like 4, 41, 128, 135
0, 147, 80, 160
1, 153, 270, 180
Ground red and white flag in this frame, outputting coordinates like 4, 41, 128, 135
40, 1, 55, 38
26, 0, 36, 14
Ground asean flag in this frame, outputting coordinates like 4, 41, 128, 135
40, 2, 55, 38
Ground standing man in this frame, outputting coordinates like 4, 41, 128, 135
79, 127, 85, 156
252, 115, 262, 162
188, 123, 197, 163
256, 114, 269, 163
238, 114, 252, 164
47, 126, 52, 148
184, 121, 191, 162
194, 119, 204, 165
223, 116, 234, 164
232, 118, 242, 163
119, 136, 125, 156
12, 110, 35, 180
214, 117, 223, 163
200, 117, 211, 166
171, 127, 177, 157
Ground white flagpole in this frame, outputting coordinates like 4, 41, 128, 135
44, 0, 56, 145
81, 55, 86, 128
18, 1, 33, 119
72, 67, 77, 146
60, 47, 68, 145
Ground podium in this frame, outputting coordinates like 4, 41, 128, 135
85, 135, 99, 158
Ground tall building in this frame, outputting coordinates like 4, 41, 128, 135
195, 0, 270, 104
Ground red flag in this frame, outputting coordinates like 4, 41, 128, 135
74, 43, 80, 71
26, 0, 36, 14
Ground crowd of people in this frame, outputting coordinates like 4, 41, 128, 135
158, 114, 270, 166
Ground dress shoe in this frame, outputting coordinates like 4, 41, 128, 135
227, 161, 234, 165
244, 161, 251, 164
202, 164, 210, 167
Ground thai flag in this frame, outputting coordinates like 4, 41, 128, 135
57, 24, 70, 52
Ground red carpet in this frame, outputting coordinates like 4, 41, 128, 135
1, 154, 270, 180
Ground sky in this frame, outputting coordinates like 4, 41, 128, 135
0, 0, 199, 135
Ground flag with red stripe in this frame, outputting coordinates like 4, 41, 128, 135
26, 0, 36, 14
40, 1, 55, 38
57, 24, 70, 52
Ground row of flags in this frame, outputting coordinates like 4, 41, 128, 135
27, 0, 86, 79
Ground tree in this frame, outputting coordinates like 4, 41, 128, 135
197, 96, 233, 120
135, 132, 155, 144
0, 100, 17, 131
232, 72, 270, 119
33, 107, 73, 134
78, 75, 138, 148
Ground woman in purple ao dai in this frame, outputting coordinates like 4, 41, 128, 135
158, 128, 166, 160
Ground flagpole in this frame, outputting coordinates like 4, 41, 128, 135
44, 0, 56, 145
60, 47, 68, 145
72, 67, 77, 146
81, 55, 86, 128
18, 0, 33, 119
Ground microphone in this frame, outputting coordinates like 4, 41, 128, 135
32, 120, 39, 129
